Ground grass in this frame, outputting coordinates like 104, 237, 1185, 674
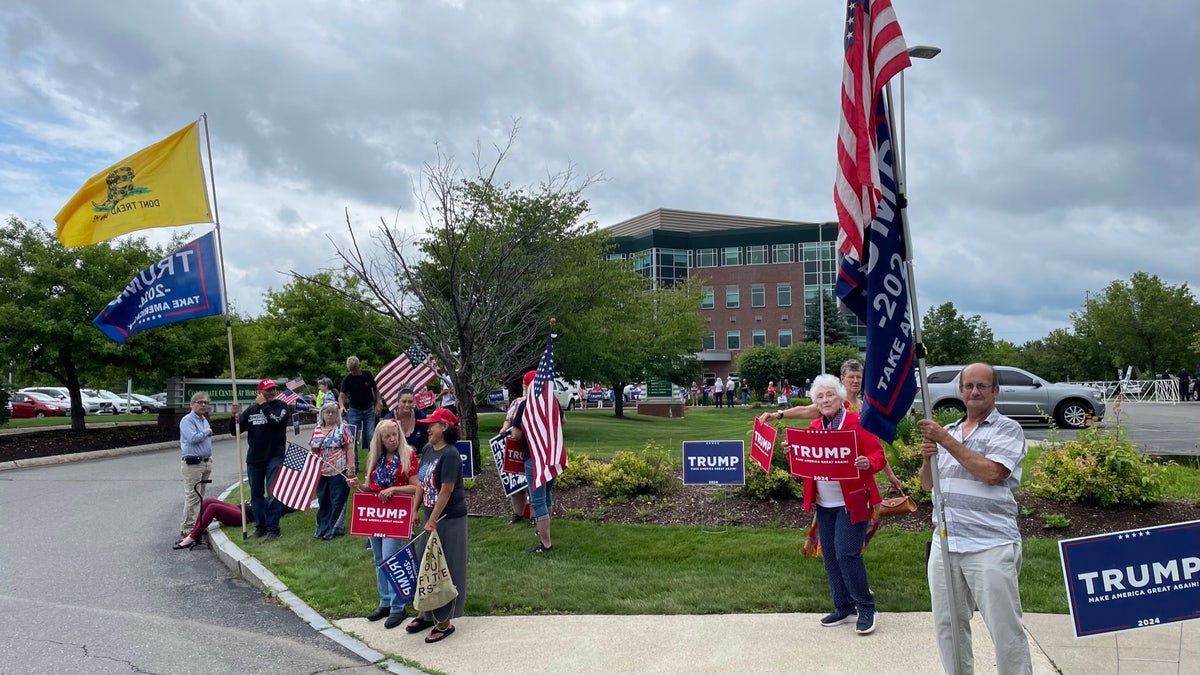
1157, 457, 1200, 499
231, 513, 1073, 619
4, 413, 157, 428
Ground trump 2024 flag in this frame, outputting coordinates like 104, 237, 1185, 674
93, 231, 224, 344
272, 443, 321, 512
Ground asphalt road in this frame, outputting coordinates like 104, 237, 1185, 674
1021, 400, 1199, 456
0, 437, 377, 675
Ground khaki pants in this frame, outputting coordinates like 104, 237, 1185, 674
180, 459, 212, 536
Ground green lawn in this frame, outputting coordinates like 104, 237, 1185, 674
5, 413, 159, 428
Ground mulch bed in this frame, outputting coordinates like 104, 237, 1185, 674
4, 425, 1197, 539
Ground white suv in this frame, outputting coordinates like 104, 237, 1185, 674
96, 389, 130, 414
21, 387, 114, 414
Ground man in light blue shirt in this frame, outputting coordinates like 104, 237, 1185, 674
179, 392, 214, 539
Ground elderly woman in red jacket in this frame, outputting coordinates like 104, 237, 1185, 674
801, 373, 887, 636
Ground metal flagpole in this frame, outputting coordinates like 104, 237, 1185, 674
200, 113, 249, 539
885, 77, 965, 673
818, 224, 827, 374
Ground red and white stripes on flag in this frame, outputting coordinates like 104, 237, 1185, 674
272, 442, 321, 512
834, 0, 910, 262
522, 333, 565, 489
377, 342, 438, 409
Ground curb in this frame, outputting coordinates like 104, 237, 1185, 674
0, 440, 180, 471
211, 483, 424, 674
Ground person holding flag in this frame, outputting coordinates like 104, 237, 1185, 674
229, 378, 290, 542
511, 330, 567, 554
348, 418, 422, 630
309, 402, 356, 541
411, 408, 468, 642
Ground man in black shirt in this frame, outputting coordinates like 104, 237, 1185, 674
339, 355, 381, 453
230, 378, 290, 541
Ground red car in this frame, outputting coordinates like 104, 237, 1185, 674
8, 391, 69, 418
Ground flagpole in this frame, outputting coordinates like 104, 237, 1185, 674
200, 113, 249, 539
884, 81, 965, 674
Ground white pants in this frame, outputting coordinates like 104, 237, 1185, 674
927, 541, 1031, 675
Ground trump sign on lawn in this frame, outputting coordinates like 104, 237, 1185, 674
456, 440, 474, 480
682, 441, 745, 486
1059, 520, 1200, 638
349, 492, 415, 539
784, 428, 860, 481
750, 418, 777, 474
488, 432, 528, 497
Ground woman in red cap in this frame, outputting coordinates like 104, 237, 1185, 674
406, 407, 467, 643
497, 371, 536, 525
510, 370, 556, 554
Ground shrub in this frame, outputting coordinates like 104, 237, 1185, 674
742, 463, 804, 501
590, 441, 681, 501
1027, 426, 1165, 506
553, 449, 592, 488
1042, 513, 1071, 529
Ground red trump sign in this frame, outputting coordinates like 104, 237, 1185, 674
784, 427, 860, 481
349, 492, 415, 539
750, 418, 777, 474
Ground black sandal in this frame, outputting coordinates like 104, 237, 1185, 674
404, 617, 436, 634
425, 624, 455, 643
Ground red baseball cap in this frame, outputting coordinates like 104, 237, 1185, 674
523, 370, 537, 387
418, 407, 459, 427
257, 378, 279, 392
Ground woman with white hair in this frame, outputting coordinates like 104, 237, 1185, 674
790, 374, 887, 636
309, 402, 355, 540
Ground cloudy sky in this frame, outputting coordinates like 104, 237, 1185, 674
2, 0, 1196, 346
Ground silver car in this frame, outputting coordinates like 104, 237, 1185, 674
914, 365, 1105, 429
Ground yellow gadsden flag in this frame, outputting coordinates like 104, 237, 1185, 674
54, 121, 212, 248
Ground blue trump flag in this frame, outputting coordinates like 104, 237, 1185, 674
93, 230, 224, 344
379, 540, 420, 604
835, 99, 917, 443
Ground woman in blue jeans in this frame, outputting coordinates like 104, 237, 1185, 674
347, 419, 420, 629
510, 370, 558, 553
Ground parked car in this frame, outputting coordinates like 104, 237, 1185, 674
914, 365, 1105, 429
552, 378, 580, 411
95, 389, 130, 414
129, 393, 165, 413
8, 391, 69, 418
20, 387, 113, 414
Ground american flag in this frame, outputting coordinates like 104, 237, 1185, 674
521, 332, 565, 489
286, 376, 305, 391
377, 342, 437, 408
271, 442, 321, 511
276, 388, 300, 406
834, 0, 910, 261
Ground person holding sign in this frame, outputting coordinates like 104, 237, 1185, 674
410, 408, 468, 642
797, 375, 887, 635
498, 382, 531, 526
310, 402, 356, 540
347, 418, 421, 630
918, 363, 1031, 675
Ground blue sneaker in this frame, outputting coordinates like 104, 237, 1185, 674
820, 610, 856, 627
855, 609, 877, 635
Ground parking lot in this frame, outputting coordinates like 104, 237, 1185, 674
1023, 400, 1199, 456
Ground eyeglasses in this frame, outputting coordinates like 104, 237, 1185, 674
960, 383, 995, 392
194, 401, 210, 405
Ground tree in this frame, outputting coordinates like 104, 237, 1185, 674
556, 273, 706, 417
321, 127, 610, 446
803, 290, 855, 346
782, 341, 862, 386
1073, 272, 1199, 376
921, 302, 995, 365
1019, 328, 1114, 382
255, 273, 395, 383
736, 345, 785, 397
0, 218, 227, 430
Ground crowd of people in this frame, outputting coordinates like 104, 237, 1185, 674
173, 356, 1033, 670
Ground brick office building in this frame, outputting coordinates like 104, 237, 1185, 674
604, 208, 863, 384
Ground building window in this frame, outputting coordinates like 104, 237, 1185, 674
752, 329, 767, 346
747, 245, 768, 265
725, 286, 740, 308
751, 285, 765, 308
778, 328, 793, 348
723, 246, 741, 266
726, 330, 741, 350
772, 243, 794, 263
703, 331, 715, 350
606, 253, 626, 262
700, 287, 714, 309
696, 248, 717, 267
777, 283, 792, 307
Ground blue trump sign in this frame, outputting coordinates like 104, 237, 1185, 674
455, 440, 474, 480
93, 230, 224, 344
682, 440, 744, 486
1059, 520, 1200, 638
379, 541, 419, 603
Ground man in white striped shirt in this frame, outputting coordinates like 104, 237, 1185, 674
918, 363, 1032, 675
